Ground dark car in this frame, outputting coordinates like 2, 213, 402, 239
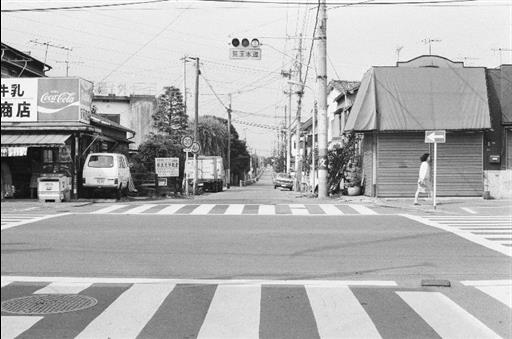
273, 173, 293, 190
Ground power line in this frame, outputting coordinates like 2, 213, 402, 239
1, 0, 485, 13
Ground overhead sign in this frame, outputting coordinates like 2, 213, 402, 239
229, 48, 262, 60
0, 77, 93, 123
155, 157, 179, 177
425, 130, 446, 143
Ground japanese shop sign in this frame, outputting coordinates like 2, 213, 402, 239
155, 157, 179, 177
1, 77, 93, 123
1, 78, 38, 122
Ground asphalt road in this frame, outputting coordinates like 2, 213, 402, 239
1, 169, 511, 338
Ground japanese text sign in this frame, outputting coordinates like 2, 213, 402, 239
229, 48, 262, 60
1, 78, 38, 122
1, 77, 93, 124
155, 157, 179, 177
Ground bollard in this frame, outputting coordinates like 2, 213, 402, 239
240, 180, 243, 187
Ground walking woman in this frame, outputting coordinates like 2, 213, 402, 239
414, 153, 432, 205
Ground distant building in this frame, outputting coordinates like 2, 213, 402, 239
92, 94, 157, 151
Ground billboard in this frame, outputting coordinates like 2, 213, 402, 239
1, 77, 93, 123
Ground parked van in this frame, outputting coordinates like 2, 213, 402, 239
82, 153, 130, 198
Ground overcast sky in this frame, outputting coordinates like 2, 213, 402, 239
2, 0, 511, 155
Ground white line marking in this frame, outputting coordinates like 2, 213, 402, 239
1, 213, 71, 231
1, 280, 11, 288
347, 204, 377, 215
190, 204, 216, 215
398, 292, 501, 339
0, 275, 397, 287
307, 286, 381, 339
402, 214, 512, 257
124, 204, 158, 214
197, 285, 260, 339
33, 282, 92, 294
91, 204, 128, 214
461, 280, 512, 308
75, 283, 175, 339
461, 207, 477, 214
290, 204, 309, 215
156, 204, 185, 214
224, 204, 245, 215
258, 205, 275, 215
1, 316, 44, 339
319, 204, 344, 215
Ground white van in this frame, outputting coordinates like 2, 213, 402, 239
82, 153, 130, 198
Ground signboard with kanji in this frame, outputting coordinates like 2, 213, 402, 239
229, 48, 262, 60
1, 77, 93, 124
1, 78, 38, 122
155, 157, 179, 177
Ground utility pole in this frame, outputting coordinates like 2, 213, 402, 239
181, 56, 188, 117
316, 0, 329, 199
188, 57, 200, 195
227, 94, 232, 189
312, 101, 317, 194
281, 69, 293, 174
294, 34, 304, 192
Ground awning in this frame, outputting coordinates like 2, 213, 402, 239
345, 66, 491, 132
1, 133, 71, 147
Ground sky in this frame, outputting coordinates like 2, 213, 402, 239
1, 0, 511, 156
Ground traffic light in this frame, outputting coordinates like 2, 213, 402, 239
229, 38, 261, 60
231, 38, 260, 48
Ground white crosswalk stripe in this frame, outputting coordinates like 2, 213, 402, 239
1, 213, 70, 231
1, 277, 507, 339
461, 280, 512, 308
88, 203, 379, 216
403, 214, 512, 257
398, 291, 501, 339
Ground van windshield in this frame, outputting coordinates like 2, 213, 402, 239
88, 155, 114, 168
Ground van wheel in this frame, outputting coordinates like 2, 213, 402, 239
115, 187, 122, 200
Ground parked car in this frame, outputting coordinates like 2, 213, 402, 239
274, 172, 293, 190
82, 153, 130, 199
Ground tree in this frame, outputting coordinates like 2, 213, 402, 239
152, 86, 188, 142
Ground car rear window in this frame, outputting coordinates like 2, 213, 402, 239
88, 155, 114, 168
278, 174, 291, 179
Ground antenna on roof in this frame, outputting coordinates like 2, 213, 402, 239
395, 46, 403, 63
421, 38, 441, 55
491, 48, 512, 65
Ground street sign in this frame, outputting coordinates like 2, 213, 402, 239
190, 142, 200, 154
229, 48, 262, 60
425, 130, 446, 143
181, 135, 193, 148
155, 157, 179, 177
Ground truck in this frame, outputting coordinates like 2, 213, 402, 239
185, 156, 225, 192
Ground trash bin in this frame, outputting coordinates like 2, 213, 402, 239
38, 174, 70, 202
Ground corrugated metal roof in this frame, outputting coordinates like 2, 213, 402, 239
1, 134, 71, 146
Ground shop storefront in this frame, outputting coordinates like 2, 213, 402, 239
1, 77, 134, 199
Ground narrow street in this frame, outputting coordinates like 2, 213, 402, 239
2, 168, 511, 338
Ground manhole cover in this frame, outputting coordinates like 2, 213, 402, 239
1, 294, 97, 315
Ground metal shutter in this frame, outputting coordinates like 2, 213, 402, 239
377, 132, 483, 197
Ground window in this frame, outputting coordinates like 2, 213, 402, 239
88, 155, 114, 168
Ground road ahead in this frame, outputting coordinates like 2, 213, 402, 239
2, 169, 511, 338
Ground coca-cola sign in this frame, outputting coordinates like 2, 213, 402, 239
1, 77, 93, 123
38, 78, 91, 122
40, 91, 77, 104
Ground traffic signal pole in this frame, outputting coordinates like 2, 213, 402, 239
316, 0, 328, 199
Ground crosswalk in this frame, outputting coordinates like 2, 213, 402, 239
1, 277, 510, 339
89, 203, 380, 216
1, 213, 69, 231
404, 215, 512, 257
